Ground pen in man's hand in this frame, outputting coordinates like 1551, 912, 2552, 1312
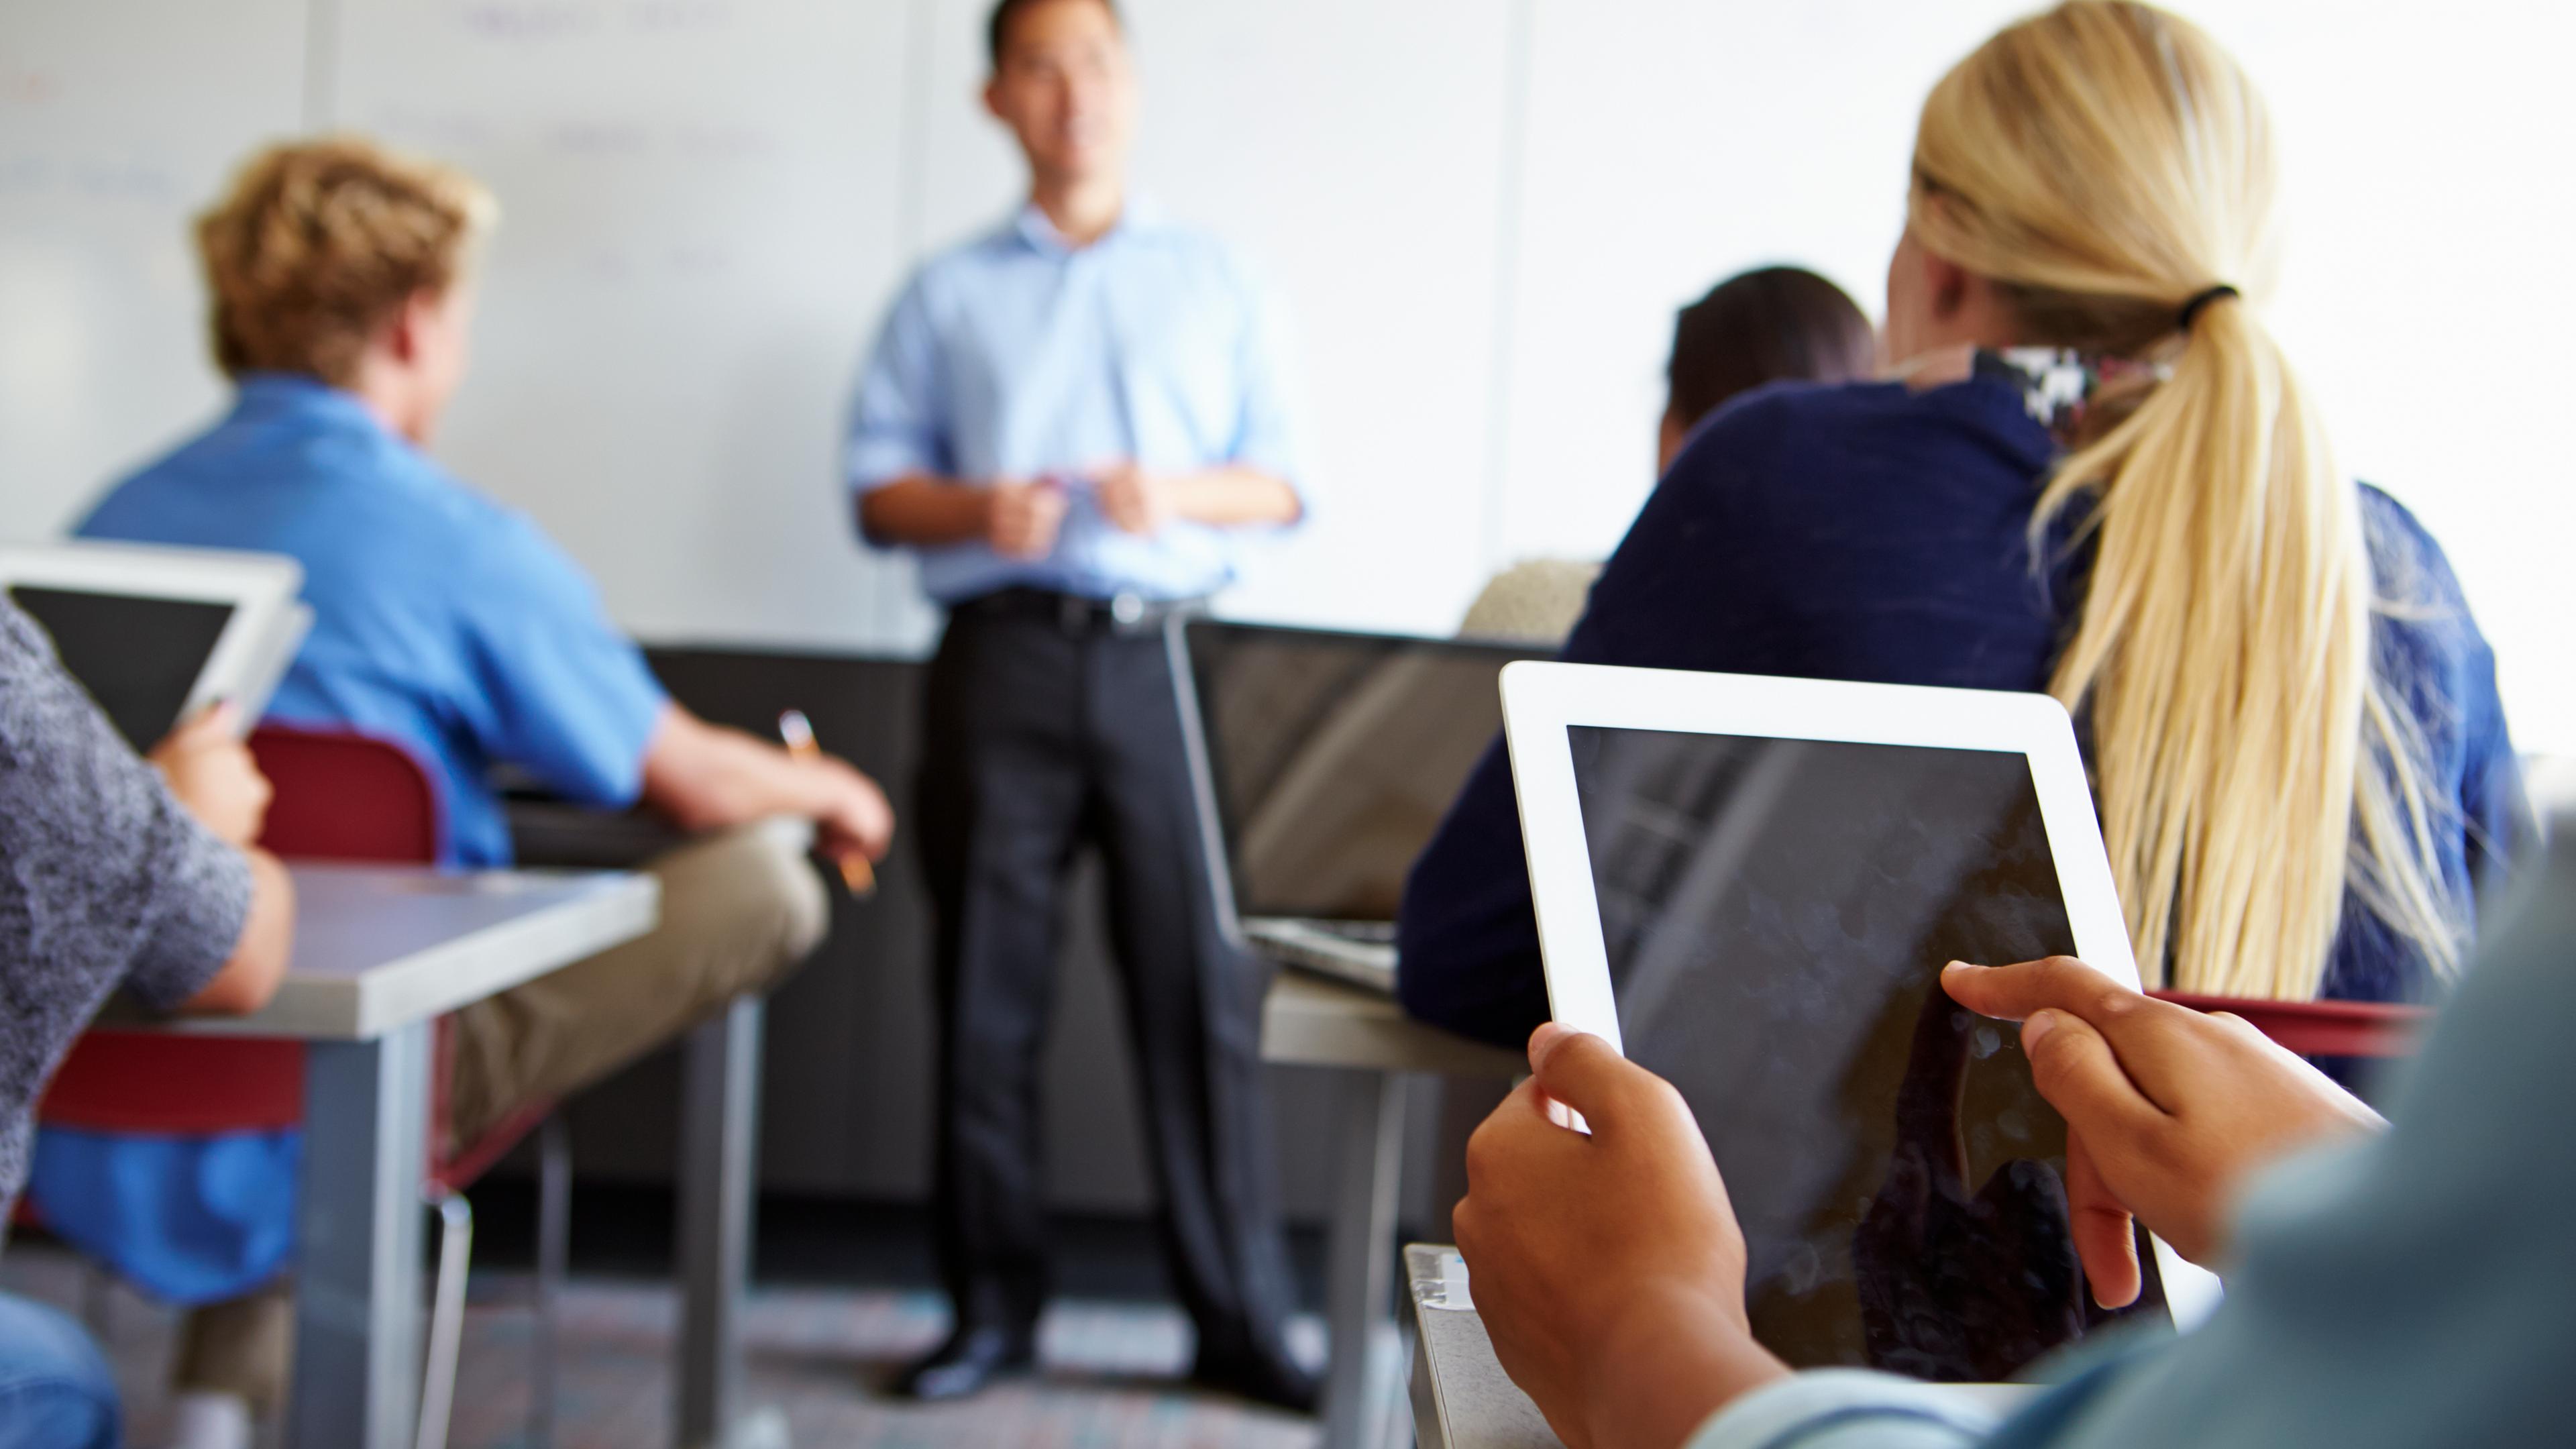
779, 709, 875, 896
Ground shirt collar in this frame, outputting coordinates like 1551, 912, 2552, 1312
1973, 347, 2166, 446
1007, 194, 1167, 256
230, 372, 391, 433
1893, 345, 2167, 449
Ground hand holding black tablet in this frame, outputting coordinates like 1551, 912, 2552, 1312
1499, 663, 2224, 1383
0, 541, 307, 751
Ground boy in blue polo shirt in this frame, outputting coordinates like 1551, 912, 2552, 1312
74, 137, 896, 1446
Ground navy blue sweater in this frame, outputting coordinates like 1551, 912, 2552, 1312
1397, 372, 2526, 1049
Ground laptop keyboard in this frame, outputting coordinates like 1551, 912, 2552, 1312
1301, 918, 1396, 945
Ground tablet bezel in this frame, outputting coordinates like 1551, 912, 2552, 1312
0, 541, 306, 740
1497, 659, 2220, 1334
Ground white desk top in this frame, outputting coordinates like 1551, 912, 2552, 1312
110, 863, 659, 1041
1407, 1244, 1561, 1449
1260, 969, 1525, 1077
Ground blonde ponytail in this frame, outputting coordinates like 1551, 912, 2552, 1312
1912, 1, 2461, 997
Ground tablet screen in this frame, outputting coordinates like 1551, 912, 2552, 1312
1568, 724, 2164, 1379
9, 585, 237, 751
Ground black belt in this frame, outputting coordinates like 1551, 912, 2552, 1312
950, 587, 1206, 637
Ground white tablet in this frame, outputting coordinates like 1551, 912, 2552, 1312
1, 541, 307, 749
1500, 661, 2220, 1380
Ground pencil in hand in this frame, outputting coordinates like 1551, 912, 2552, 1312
779, 708, 877, 896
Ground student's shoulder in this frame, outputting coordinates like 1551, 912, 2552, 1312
308, 443, 588, 602
436, 482, 600, 606
2358, 483, 2489, 651
2357, 484, 2453, 584
0, 596, 56, 675
331, 439, 522, 544
1692, 373, 2009, 452
1668, 376, 2025, 500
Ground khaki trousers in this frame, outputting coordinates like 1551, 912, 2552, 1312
173, 822, 829, 1406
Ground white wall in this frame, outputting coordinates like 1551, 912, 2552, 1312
2, 0, 2569, 748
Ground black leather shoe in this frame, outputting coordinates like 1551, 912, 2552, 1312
1190, 1348, 1320, 1415
892, 1325, 1036, 1401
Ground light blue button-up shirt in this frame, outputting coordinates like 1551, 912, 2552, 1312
845, 202, 1303, 604
77, 375, 669, 869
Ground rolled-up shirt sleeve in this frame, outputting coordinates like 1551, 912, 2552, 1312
1684, 1371, 1999, 1449
845, 276, 953, 502
125, 794, 257, 1010
455, 513, 670, 813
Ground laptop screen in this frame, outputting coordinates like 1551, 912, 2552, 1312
10, 585, 237, 751
1567, 724, 2165, 1378
1183, 621, 1545, 922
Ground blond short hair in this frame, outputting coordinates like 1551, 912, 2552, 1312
196, 137, 496, 387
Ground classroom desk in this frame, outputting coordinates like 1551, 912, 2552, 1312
1403, 1246, 1556, 1449
1403, 1246, 2043, 1449
106, 864, 681, 1449
500, 808, 811, 1448
1260, 971, 1523, 1449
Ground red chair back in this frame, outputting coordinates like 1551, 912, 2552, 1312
2149, 989, 2429, 1059
247, 724, 444, 863
37, 726, 442, 1135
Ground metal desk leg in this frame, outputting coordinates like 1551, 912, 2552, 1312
290, 1022, 432, 1449
1321, 1068, 1409, 1449
676, 996, 764, 1449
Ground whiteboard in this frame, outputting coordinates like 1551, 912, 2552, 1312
321, 0, 1515, 654
326, 0, 922, 651
0, 0, 311, 539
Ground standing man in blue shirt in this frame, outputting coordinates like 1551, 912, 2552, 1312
847, 0, 1312, 1408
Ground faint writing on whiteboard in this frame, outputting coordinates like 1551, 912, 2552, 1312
579, 245, 739, 280
449, 0, 735, 40
0, 156, 182, 206
367, 109, 784, 164
626, 0, 735, 30
554, 120, 781, 160
0, 67, 64, 107
552, 121, 652, 156
453, 1, 602, 41
371, 106, 502, 151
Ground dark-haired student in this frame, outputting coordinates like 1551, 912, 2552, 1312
1460, 266, 1875, 643
1405, 0, 2522, 1040
846, 0, 1312, 1408
0, 604, 294, 1449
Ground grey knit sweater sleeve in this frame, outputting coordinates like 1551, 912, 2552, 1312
0, 598, 251, 1203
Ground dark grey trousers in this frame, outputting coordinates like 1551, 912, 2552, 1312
915, 596, 1299, 1373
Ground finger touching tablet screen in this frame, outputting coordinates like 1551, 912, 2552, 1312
1500, 663, 2221, 1381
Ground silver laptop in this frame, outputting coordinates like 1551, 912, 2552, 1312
1169, 619, 1545, 992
